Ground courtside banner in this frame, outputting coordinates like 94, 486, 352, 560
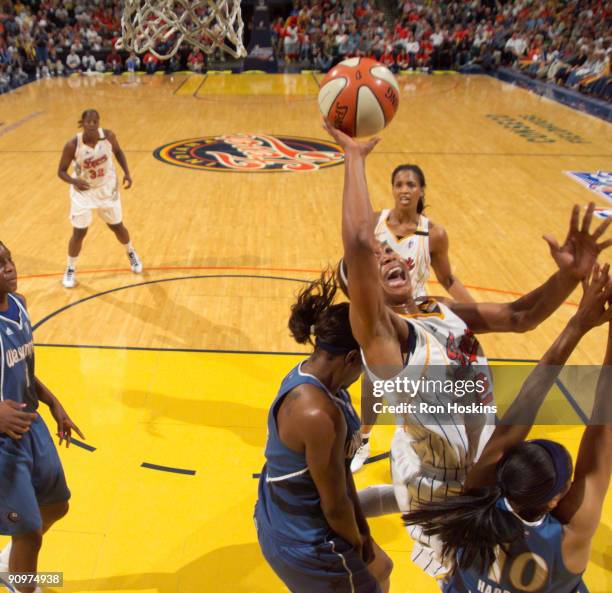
565, 171, 612, 203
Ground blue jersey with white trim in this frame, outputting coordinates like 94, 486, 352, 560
255, 361, 361, 544
0, 294, 37, 412
447, 499, 583, 593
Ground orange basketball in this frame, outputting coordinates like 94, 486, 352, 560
318, 57, 400, 137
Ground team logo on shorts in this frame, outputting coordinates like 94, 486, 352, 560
565, 171, 612, 203
7, 512, 19, 523
153, 134, 344, 173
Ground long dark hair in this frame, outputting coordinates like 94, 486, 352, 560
288, 269, 358, 353
403, 441, 572, 572
78, 109, 100, 127
391, 164, 426, 214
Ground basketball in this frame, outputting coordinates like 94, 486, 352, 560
318, 57, 400, 138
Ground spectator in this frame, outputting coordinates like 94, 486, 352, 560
313, 44, 332, 72
125, 52, 141, 73
143, 51, 159, 74
81, 51, 96, 73
106, 48, 123, 74
404, 31, 419, 70
187, 48, 205, 73
65, 48, 82, 74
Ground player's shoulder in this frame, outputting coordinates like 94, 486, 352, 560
102, 128, 116, 140
289, 382, 342, 420
427, 220, 448, 249
12, 292, 27, 309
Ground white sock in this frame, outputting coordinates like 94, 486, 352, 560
361, 430, 371, 444
124, 241, 134, 254
67, 256, 78, 269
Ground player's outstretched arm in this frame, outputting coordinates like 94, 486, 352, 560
107, 129, 132, 188
465, 263, 612, 491
323, 120, 403, 363
555, 314, 612, 573
449, 203, 611, 333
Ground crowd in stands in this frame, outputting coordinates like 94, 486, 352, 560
1, 1, 610, 103
274, 0, 612, 102
0, 0, 220, 94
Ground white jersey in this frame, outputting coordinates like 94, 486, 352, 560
364, 299, 495, 578
374, 210, 431, 298
69, 128, 119, 209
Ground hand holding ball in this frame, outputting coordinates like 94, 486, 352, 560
318, 57, 400, 138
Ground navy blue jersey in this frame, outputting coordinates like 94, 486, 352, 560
447, 498, 584, 593
0, 294, 37, 412
255, 361, 361, 544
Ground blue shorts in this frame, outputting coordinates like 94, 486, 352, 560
0, 415, 70, 536
257, 527, 382, 593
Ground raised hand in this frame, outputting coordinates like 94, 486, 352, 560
572, 263, 612, 331
543, 203, 612, 280
322, 117, 380, 157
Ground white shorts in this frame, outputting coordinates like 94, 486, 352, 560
391, 428, 467, 579
69, 201, 123, 229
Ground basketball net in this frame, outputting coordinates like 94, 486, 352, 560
117, 0, 247, 60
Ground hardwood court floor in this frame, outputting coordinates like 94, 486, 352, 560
0, 72, 610, 593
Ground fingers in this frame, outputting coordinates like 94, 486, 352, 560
72, 424, 85, 440
57, 420, 64, 446
592, 215, 611, 241
597, 238, 612, 252
6, 430, 22, 440
581, 202, 594, 234
4, 400, 27, 410
365, 137, 381, 153
568, 204, 580, 237
542, 234, 559, 254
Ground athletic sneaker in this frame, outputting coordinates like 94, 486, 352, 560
350, 441, 370, 473
128, 250, 143, 274
0, 540, 11, 572
62, 267, 76, 288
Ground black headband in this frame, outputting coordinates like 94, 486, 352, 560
315, 337, 356, 355
528, 439, 572, 504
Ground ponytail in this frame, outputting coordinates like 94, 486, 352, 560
403, 485, 523, 572
288, 269, 358, 353
403, 440, 570, 573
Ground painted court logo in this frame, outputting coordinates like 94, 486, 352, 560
565, 171, 612, 203
154, 134, 344, 172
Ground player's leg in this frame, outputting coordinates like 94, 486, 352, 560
64, 208, 91, 288
351, 375, 379, 473
8, 417, 73, 591
40, 501, 69, 533
100, 204, 143, 273
0, 424, 46, 593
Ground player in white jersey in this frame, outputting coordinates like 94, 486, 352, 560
57, 109, 143, 288
324, 119, 611, 582
353, 164, 474, 472
374, 164, 473, 302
